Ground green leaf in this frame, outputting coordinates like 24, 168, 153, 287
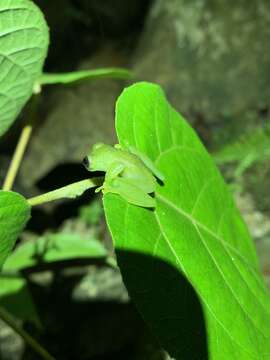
103, 82, 270, 359
0, 0, 49, 136
0, 233, 107, 323
39, 67, 131, 86
0, 190, 35, 324
3, 233, 107, 269
0, 277, 39, 325
0, 191, 30, 269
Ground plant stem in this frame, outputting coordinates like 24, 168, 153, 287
0, 306, 55, 360
28, 178, 103, 206
2, 125, 32, 191
2, 94, 39, 191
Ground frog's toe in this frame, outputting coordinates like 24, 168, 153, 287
95, 185, 104, 193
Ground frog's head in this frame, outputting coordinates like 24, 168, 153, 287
83, 143, 114, 172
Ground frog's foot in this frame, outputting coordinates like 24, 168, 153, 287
114, 144, 122, 150
95, 185, 104, 193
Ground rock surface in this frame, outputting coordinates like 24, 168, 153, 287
132, 0, 270, 142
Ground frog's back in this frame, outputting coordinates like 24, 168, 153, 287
118, 149, 156, 192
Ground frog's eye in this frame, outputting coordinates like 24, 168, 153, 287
82, 156, 90, 168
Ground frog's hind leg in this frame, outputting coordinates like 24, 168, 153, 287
113, 178, 156, 208
128, 146, 165, 183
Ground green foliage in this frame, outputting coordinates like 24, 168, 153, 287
0, 0, 49, 136
103, 82, 270, 359
214, 122, 270, 177
0, 276, 39, 325
3, 233, 107, 268
0, 232, 108, 323
0, 191, 30, 269
0, 1, 131, 137
0, 190, 32, 321
1, 2, 269, 354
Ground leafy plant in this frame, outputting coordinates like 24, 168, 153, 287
0, 0, 48, 136
4, 80, 270, 358
103, 83, 270, 359
213, 122, 270, 178
0, 1, 130, 358
1, 2, 270, 360
0, 231, 109, 321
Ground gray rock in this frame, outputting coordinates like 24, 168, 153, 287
0, 319, 24, 360
72, 266, 129, 303
133, 0, 270, 132
235, 191, 270, 288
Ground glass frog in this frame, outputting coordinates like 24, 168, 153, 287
83, 143, 164, 208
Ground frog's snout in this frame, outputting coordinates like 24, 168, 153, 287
82, 156, 90, 169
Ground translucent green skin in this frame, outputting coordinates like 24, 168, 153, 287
85, 143, 164, 208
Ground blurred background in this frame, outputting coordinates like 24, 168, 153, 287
0, 1, 270, 359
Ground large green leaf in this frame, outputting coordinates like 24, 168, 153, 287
0, 191, 30, 269
0, 0, 49, 136
103, 82, 270, 359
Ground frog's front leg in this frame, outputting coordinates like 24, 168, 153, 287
95, 162, 125, 193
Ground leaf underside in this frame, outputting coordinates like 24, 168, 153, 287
103, 82, 270, 359
0, 0, 49, 136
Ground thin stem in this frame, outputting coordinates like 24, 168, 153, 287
2, 125, 32, 191
0, 306, 55, 360
2, 95, 39, 191
28, 178, 102, 207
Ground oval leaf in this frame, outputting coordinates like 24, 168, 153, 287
3, 233, 108, 269
103, 82, 270, 359
0, 0, 49, 136
0, 191, 30, 268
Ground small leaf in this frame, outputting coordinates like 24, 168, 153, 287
104, 82, 270, 359
0, 191, 30, 269
0, 277, 39, 325
39, 68, 131, 86
0, 0, 49, 136
0, 232, 107, 323
3, 233, 107, 268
